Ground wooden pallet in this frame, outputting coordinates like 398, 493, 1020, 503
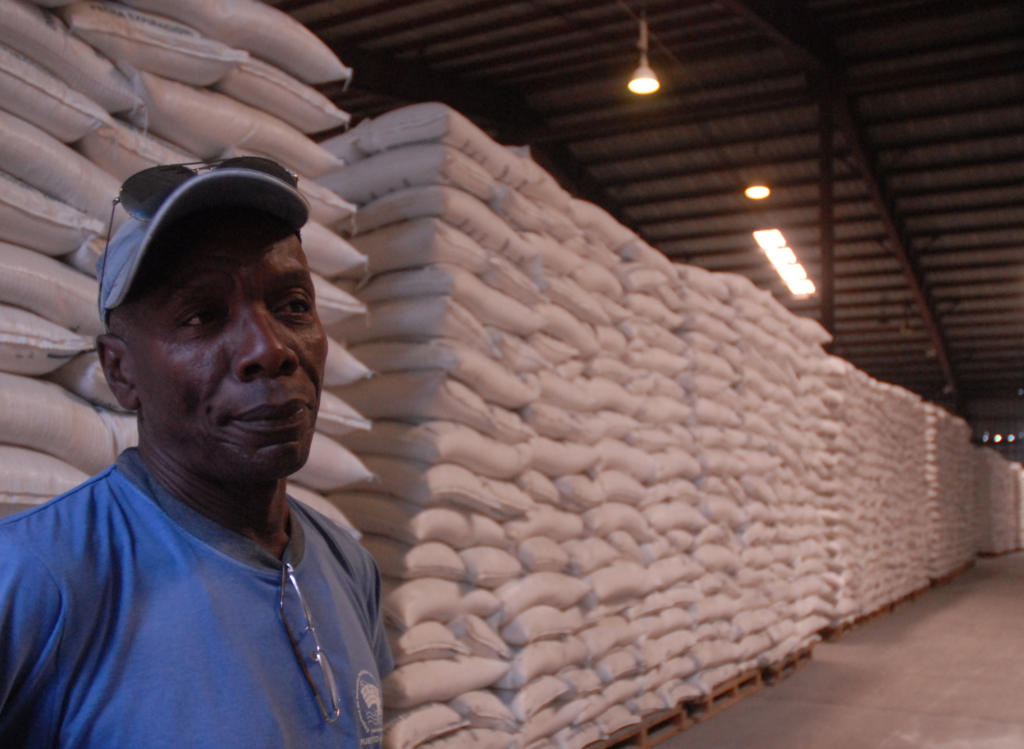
822, 597, 902, 642
761, 645, 813, 685
977, 548, 1024, 559
688, 669, 764, 722
930, 560, 975, 587
593, 706, 697, 749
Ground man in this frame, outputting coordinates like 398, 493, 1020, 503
0, 158, 392, 747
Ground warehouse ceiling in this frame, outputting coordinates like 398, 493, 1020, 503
275, 0, 1024, 418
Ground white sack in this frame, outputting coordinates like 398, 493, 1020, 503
517, 536, 570, 573
0, 171, 104, 255
118, 0, 350, 84
362, 536, 465, 582
314, 390, 371, 438
355, 186, 539, 273
320, 102, 538, 188
389, 621, 470, 666
459, 546, 523, 589
340, 420, 531, 480
500, 605, 583, 646
310, 273, 365, 326
495, 636, 588, 690
349, 340, 538, 410
59, 1, 248, 86
0, 304, 94, 375
356, 264, 545, 338
301, 221, 367, 280
356, 456, 529, 519
75, 118, 195, 180
215, 56, 349, 134
289, 432, 373, 492
0, 371, 115, 473
322, 337, 373, 389
448, 613, 511, 659
0, 445, 89, 505
384, 704, 467, 749
331, 371, 496, 437
133, 71, 342, 178
529, 437, 599, 478
326, 494, 476, 550
347, 218, 490, 278
0, 0, 140, 113
492, 572, 591, 625
48, 352, 121, 412
449, 690, 517, 731
0, 242, 102, 335
317, 143, 497, 206
0, 109, 119, 222
330, 297, 492, 355
383, 578, 500, 629
280, 482, 357, 538
0, 42, 111, 142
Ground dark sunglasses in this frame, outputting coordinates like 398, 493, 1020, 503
114, 156, 298, 221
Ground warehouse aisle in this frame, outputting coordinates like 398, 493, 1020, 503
665, 553, 1024, 748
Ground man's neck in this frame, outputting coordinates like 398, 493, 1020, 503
138, 445, 292, 558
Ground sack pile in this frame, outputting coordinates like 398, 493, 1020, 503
0, 0, 369, 532
923, 404, 979, 577
1017, 463, 1024, 550
311, 101, 1016, 748
827, 365, 933, 617
974, 447, 1022, 555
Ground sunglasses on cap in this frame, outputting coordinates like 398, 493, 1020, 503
112, 156, 299, 221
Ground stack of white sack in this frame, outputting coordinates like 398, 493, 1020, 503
828, 367, 932, 617
1017, 463, 1024, 550
317, 105, 603, 749
974, 447, 1021, 555
313, 101, 877, 749
923, 404, 978, 578
674, 265, 839, 690
0, 0, 368, 533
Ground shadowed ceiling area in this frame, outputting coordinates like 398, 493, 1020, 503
274, 0, 1024, 420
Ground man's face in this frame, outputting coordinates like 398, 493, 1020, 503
107, 215, 327, 486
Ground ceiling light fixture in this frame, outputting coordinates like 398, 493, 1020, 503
753, 228, 816, 298
765, 246, 797, 266
745, 184, 771, 200
753, 229, 787, 250
628, 16, 659, 95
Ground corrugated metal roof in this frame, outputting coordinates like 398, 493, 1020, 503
274, 0, 1024, 416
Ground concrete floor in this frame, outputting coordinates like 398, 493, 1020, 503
664, 553, 1024, 749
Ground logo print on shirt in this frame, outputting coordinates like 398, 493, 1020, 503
355, 670, 382, 735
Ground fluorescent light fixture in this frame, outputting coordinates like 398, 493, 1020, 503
776, 262, 808, 284
628, 17, 659, 95
754, 228, 816, 298
765, 246, 797, 266
753, 229, 787, 250
745, 184, 771, 200
787, 278, 816, 296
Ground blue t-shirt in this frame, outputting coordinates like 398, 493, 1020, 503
0, 450, 393, 748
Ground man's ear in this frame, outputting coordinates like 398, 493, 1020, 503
97, 333, 141, 411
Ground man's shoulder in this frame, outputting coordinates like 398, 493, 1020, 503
289, 499, 377, 578
0, 465, 143, 569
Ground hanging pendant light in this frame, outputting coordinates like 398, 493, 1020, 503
628, 16, 659, 95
